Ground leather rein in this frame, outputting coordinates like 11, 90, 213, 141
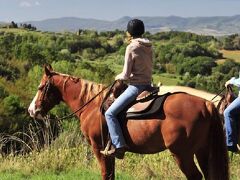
39, 76, 115, 121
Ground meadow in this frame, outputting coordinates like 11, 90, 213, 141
0, 120, 239, 180
220, 50, 240, 63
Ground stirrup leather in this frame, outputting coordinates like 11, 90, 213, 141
100, 140, 112, 155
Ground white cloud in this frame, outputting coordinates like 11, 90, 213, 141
35, 1, 40, 6
19, 1, 32, 8
19, 1, 40, 8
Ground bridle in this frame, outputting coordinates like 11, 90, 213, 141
38, 77, 52, 110
35, 76, 115, 120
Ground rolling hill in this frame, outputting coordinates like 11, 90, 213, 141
19, 15, 240, 36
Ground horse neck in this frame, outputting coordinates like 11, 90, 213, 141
53, 75, 106, 117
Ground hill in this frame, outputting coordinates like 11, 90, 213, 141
16, 15, 240, 36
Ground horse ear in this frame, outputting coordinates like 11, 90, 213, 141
44, 64, 52, 76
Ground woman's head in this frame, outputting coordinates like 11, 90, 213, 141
127, 19, 145, 38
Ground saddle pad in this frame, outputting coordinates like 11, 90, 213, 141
127, 99, 154, 113
126, 92, 171, 119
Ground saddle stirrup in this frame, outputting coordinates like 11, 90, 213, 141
100, 140, 112, 155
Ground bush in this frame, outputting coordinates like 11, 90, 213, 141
0, 85, 8, 98
3, 95, 24, 115
177, 56, 216, 76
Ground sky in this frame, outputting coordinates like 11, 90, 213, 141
1, 0, 240, 22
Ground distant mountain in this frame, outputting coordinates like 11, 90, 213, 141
14, 15, 240, 36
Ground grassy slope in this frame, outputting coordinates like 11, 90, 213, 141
219, 50, 240, 62
0, 147, 239, 179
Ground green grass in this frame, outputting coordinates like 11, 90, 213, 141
0, 120, 239, 180
0, 148, 185, 180
1, 148, 239, 179
0, 169, 101, 180
153, 73, 182, 86
0, 169, 135, 180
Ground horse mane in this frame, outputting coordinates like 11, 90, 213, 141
79, 79, 106, 104
52, 71, 108, 105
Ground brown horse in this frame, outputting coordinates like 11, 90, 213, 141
28, 65, 229, 180
217, 86, 240, 150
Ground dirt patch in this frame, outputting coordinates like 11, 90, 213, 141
159, 86, 222, 106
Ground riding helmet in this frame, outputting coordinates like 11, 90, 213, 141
127, 19, 145, 37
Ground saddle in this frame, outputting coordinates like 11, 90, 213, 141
101, 86, 171, 119
99, 85, 171, 157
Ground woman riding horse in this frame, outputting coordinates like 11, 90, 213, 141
101, 19, 153, 159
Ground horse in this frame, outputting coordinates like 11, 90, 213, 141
28, 65, 229, 180
217, 86, 240, 150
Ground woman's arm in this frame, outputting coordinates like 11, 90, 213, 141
115, 46, 134, 80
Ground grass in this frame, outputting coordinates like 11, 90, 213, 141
0, 147, 239, 179
0, 147, 185, 180
0, 169, 133, 180
0, 169, 101, 180
0, 120, 239, 179
220, 50, 240, 62
153, 73, 182, 86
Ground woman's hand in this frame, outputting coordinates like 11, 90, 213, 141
225, 80, 232, 88
115, 73, 124, 80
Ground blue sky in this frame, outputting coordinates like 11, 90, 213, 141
1, 0, 240, 22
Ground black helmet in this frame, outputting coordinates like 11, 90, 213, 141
127, 19, 145, 37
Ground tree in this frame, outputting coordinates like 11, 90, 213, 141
10, 21, 18, 28
3, 95, 24, 115
177, 56, 216, 76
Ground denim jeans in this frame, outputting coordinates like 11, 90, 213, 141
105, 84, 151, 148
224, 97, 240, 147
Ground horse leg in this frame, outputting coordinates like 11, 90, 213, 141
172, 152, 202, 180
195, 147, 209, 179
92, 147, 115, 180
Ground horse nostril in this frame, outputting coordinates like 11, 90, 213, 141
28, 109, 34, 117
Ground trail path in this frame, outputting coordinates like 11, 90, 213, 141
159, 86, 222, 106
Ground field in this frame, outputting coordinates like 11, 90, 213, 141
1, 144, 240, 179
220, 50, 240, 62
0, 141, 239, 179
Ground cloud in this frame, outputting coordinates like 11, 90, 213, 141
35, 1, 40, 6
19, 1, 32, 7
19, 1, 40, 8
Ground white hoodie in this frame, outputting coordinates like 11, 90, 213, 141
115, 38, 153, 85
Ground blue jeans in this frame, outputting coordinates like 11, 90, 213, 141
224, 97, 240, 147
105, 84, 151, 148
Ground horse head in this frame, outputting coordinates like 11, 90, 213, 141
28, 64, 62, 119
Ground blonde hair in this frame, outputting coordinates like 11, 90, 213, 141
125, 31, 133, 44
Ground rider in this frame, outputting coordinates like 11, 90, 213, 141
100, 19, 153, 159
224, 76, 240, 153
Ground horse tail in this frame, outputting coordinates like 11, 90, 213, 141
206, 101, 229, 180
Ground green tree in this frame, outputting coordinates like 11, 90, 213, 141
177, 56, 216, 76
3, 95, 24, 116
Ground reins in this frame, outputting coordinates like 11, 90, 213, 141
211, 87, 226, 101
